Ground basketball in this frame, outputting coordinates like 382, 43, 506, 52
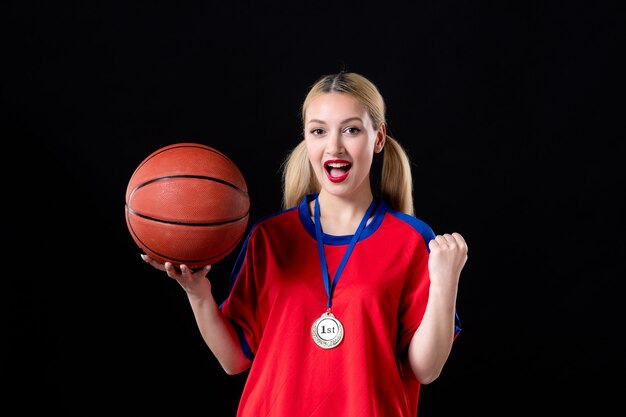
125, 142, 249, 268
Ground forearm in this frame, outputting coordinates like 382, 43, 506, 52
187, 294, 252, 375
408, 283, 458, 384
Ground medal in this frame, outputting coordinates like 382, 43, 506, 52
311, 311, 344, 349
311, 195, 377, 349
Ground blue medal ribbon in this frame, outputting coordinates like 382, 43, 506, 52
314, 196, 377, 310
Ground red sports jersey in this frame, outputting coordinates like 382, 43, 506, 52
220, 194, 461, 416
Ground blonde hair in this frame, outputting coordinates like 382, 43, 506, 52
281, 72, 414, 216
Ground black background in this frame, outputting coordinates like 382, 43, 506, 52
3, 1, 624, 415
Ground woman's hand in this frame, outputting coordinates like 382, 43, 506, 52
141, 254, 213, 299
428, 233, 468, 291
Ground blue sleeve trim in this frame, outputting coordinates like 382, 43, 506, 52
215, 306, 255, 361
387, 209, 436, 251
236, 323, 254, 361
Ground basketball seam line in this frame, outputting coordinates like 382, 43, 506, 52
132, 175, 248, 195
125, 206, 249, 226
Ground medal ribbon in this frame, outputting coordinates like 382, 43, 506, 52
314, 196, 377, 310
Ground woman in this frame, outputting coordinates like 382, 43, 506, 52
142, 71, 468, 416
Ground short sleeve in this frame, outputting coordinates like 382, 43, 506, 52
219, 227, 262, 360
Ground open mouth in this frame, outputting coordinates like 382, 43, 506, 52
324, 160, 351, 183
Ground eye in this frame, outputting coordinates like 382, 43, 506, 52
310, 128, 325, 136
344, 127, 361, 135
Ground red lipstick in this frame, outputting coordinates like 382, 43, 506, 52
324, 159, 351, 183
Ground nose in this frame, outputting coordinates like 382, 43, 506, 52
325, 130, 345, 155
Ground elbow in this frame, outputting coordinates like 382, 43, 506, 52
416, 369, 441, 385
410, 361, 444, 385
223, 366, 244, 376
221, 358, 251, 376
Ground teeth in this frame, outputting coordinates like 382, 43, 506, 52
326, 162, 350, 168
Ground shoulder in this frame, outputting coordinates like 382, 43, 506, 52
383, 204, 436, 243
248, 206, 299, 236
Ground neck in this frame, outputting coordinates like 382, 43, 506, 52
313, 190, 375, 235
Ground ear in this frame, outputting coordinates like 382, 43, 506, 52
374, 123, 387, 153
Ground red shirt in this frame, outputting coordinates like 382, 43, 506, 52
220, 194, 461, 416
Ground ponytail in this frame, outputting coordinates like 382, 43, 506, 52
281, 140, 319, 210
381, 137, 414, 216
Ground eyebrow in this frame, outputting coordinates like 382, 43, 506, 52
307, 117, 363, 125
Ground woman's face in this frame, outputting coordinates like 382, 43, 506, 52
304, 92, 385, 199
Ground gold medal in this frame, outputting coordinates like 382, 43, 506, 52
311, 311, 344, 349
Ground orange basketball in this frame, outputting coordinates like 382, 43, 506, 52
125, 142, 249, 268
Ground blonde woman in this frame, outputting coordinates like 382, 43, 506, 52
142, 71, 468, 416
